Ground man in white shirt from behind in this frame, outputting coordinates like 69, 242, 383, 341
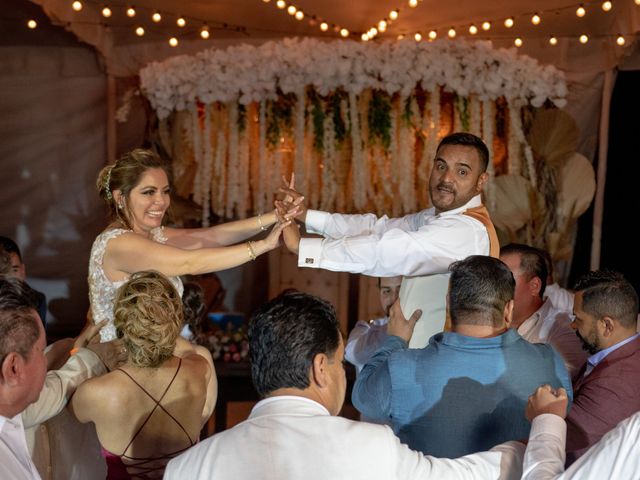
500, 244, 587, 378
345, 276, 402, 373
165, 291, 525, 480
523, 384, 640, 480
0, 277, 48, 479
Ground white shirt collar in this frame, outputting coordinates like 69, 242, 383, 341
250, 395, 331, 418
436, 194, 483, 217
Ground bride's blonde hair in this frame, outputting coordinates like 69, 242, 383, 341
114, 271, 183, 368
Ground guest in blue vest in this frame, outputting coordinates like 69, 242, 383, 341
353, 255, 572, 458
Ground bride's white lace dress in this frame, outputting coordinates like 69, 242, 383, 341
88, 227, 184, 342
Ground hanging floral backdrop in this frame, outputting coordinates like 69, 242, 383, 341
138, 37, 592, 267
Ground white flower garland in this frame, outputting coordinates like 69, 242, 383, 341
227, 102, 239, 219
201, 105, 213, 226
141, 38, 567, 120
482, 99, 496, 212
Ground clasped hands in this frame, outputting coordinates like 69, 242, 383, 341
274, 173, 306, 254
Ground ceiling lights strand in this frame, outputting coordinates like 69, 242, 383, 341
260, 0, 352, 38
62, 0, 252, 46
362, 0, 425, 41
409, 0, 633, 49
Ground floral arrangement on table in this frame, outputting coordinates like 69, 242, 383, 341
203, 326, 250, 363
139, 37, 567, 226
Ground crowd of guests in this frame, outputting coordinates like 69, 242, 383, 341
1, 137, 639, 479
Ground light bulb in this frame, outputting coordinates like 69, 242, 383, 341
549, 36, 558, 45
635, 0, 640, 5
361, 33, 369, 41
602, 1, 612, 11
576, 6, 586, 17
27, 19, 37, 29
428, 30, 437, 40
72, 1, 83, 12
389, 10, 399, 20
616, 35, 625, 46
320, 22, 328, 31
370, 27, 378, 36
135, 26, 144, 36
200, 26, 210, 39
340, 28, 349, 37
295, 10, 304, 20
414, 32, 422, 42
397, 34, 405, 40
531, 14, 541, 25
177, 17, 186, 27
169, 37, 178, 47
276, 0, 286, 9
514, 37, 523, 47
448, 27, 456, 38
378, 20, 387, 31
152, 12, 161, 22
287, 5, 296, 15
504, 17, 514, 28
126, 6, 136, 17
102, 6, 112, 18
579, 34, 588, 44
469, 25, 478, 35
482, 21, 491, 31
409, 0, 418, 7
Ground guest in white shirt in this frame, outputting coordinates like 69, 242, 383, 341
345, 276, 402, 373
165, 291, 525, 480
0, 277, 48, 479
522, 384, 640, 479
501, 244, 587, 378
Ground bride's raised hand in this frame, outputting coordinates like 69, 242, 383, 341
262, 217, 292, 251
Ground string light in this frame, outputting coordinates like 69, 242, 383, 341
428, 30, 437, 40
72, 1, 83, 12
169, 37, 178, 47
27, 19, 37, 29
514, 37, 523, 47
635, 0, 640, 5
276, 0, 286, 9
200, 25, 210, 39
616, 34, 625, 45
414, 32, 422, 41
409, 0, 418, 7
469, 25, 478, 35
531, 14, 541, 25
602, 1, 612, 11
287, 5, 296, 15
448, 27, 456, 38
320, 22, 328, 31
126, 6, 136, 17
361, 33, 369, 41
340, 28, 349, 37
576, 5, 586, 17
135, 26, 144, 36
481, 21, 491, 31
101, 6, 112, 18
549, 36, 558, 45
296, 10, 305, 20
397, 34, 405, 40
378, 20, 387, 31
389, 10, 399, 21
504, 17, 514, 28
177, 17, 186, 27
579, 34, 589, 43
152, 11, 161, 22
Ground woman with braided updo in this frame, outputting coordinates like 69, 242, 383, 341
71, 271, 215, 479
89, 148, 299, 342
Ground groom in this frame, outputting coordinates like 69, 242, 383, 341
279, 132, 499, 347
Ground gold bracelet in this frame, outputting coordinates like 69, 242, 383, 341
247, 241, 257, 261
257, 213, 267, 231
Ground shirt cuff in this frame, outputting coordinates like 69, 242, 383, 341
530, 413, 567, 442
298, 238, 324, 268
305, 210, 329, 234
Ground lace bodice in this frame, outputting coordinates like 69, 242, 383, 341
89, 228, 184, 342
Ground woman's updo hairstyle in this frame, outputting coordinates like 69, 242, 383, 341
113, 270, 183, 368
96, 149, 172, 229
